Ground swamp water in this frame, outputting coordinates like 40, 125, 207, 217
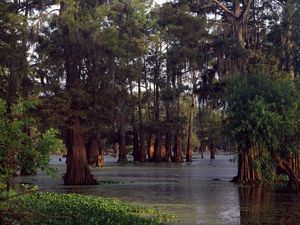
12, 153, 300, 225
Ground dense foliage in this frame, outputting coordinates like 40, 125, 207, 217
0, 98, 63, 185
226, 71, 300, 186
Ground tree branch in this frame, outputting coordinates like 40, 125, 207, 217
209, 0, 239, 19
240, 0, 253, 21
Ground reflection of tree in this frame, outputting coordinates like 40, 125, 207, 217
239, 186, 300, 225
274, 193, 300, 225
239, 186, 272, 225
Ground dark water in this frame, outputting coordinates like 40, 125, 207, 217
12, 153, 300, 225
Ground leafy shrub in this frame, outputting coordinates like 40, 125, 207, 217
0, 98, 63, 182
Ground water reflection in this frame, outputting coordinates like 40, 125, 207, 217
239, 186, 300, 225
11, 154, 300, 225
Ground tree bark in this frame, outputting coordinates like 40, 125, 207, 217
60, 1, 96, 185
64, 117, 96, 185
232, 146, 261, 184
165, 132, 172, 162
273, 153, 300, 192
154, 133, 162, 162
118, 114, 127, 162
174, 135, 183, 162
132, 123, 140, 161
210, 0, 253, 73
148, 134, 155, 161
200, 142, 206, 159
186, 93, 195, 162
138, 77, 146, 162
86, 137, 99, 165
210, 142, 216, 160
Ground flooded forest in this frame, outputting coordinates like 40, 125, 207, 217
1, 0, 300, 225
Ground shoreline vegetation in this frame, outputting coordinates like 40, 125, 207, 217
0, 192, 172, 225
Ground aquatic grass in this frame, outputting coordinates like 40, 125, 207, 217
1, 192, 171, 225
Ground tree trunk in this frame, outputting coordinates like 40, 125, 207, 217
186, 93, 195, 162
160, 135, 166, 161
281, 0, 295, 78
118, 117, 127, 162
232, 146, 261, 184
273, 153, 300, 192
154, 133, 162, 162
148, 134, 155, 161
61, 1, 96, 185
86, 137, 99, 165
138, 126, 146, 162
64, 117, 96, 185
138, 77, 146, 162
165, 132, 172, 162
130, 81, 139, 161
7, 147, 17, 176
210, 0, 253, 73
210, 142, 216, 160
97, 149, 104, 168
199, 142, 206, 159
132, 125, 139, 161
174, 135, 183, 162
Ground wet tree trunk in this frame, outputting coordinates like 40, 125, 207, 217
154, 134, 162, 162
160, 135, 166, 161
148, 134, 155, 161
138, 77, 146, 162
61, 2, 96, 185
199, 142, 206, 159
174, 135, 183, 162
210, 142, 216, 160
86, 137, 99, 166
97, 148, 104, 168
232, 146, 261, 184
173, 75, 183, 163
64, 117, 96, 185
290, 155, 300, 178
165, 132, 172, 162
273, 153, 300, 192
7, 147, 17, 176
138, 126, 146, 162
132, 123, 139, 161
118, 114, 127, 162
186, 93, 195, 162
130, 81, 139, 161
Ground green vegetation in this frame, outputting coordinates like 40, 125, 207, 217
226, 70, 300, 190
0, 98, 63, 188
2, 0, 300, 223
0, 192, 170, 225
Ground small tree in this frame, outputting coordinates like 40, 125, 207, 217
226, 70, 300, 191
0, 99, 63, 191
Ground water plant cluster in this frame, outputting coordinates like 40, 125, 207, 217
0, 192, 171, 225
